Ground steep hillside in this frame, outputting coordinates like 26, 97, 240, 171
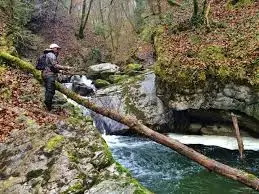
155, 0, 259, 90
0, 63, 151, 193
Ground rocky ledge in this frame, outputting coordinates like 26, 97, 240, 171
0, 104, 151, 194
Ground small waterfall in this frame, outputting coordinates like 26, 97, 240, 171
63, 75, 127, 135
63, 83, 72, 90
80, 75, 96, 92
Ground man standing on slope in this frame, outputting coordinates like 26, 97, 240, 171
43, 43, 71, 111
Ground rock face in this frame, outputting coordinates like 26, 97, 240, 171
157, 78, 259, 134
90, 72, 166, 134
0, 110, 151, 194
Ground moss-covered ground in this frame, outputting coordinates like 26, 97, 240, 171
154, 0, 259, 91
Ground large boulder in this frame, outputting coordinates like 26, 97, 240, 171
88, 63, 120, 79
90, 72, 166, 135
72, 82, 95, 96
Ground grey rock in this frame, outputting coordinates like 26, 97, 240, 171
0, 114, 149, 193
90, 72, 166, 134
157, 78, 259, 134
85, 179, 140, 194
88, 63, 120, 77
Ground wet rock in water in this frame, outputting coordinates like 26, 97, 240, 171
70, 75, 81, 83
0, 109, 150, 194
93, 113, 129, 135
70, 75, 96, 96
72, 82, 94, 96
88, 63, 120, 79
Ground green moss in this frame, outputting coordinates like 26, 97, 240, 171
246, 173, 257, 181
67, 151, 80, 163
217, 65, 231, 80
189, 35, 201, 44
62, 181, 84, 194
0, 87, 12, 100
115, 162, 131, 176
198, 71, 206, 81
94, 79, 111, 88
0, 176, 20, 192
198, 45, 226, 63
0, 52, 43, 83
45, 135, 65, 152
67, 106, 93, 127
109, 74, 130, 83
0, 65, 7, 75
125, 64, 143, 73
140, 25, 156, 42
130, 178, 153, 194
226, 0, 252, 9
252, 58, 259, 66
102, 138, 114, 165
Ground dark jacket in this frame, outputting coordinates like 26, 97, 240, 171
43, 52, 59, 77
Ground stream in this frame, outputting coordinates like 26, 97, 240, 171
64, 75, 259, 194
103, 135, 259, 194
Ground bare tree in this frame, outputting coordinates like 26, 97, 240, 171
53, 0, 60, 22
78, 0, 94, 39
69, 0, 73, 14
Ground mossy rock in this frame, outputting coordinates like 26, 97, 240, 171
126, 64, 143, 71
109, 74, 130, 83
124, 64, 143, 76
198, 45, 226, 63
62, 181, 84, 194
45, 135, 65, 152
140, 25, 156, 42
94, 79, 111, 88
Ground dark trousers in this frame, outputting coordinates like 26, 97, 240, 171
43, 75, 56, 110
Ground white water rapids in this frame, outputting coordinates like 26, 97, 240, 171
103, 133, 259, 151
167, 133, 259, 151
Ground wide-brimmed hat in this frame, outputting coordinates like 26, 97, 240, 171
49, 43, 61, 49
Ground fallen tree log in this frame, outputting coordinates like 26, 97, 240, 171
1, 52, 259, 191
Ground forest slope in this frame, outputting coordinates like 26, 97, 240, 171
155, 0, 259, 90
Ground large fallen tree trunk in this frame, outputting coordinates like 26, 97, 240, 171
1, 52, 259, 191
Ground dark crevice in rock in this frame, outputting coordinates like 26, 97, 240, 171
164, 108, 259, 137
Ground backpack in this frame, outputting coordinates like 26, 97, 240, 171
36, 54, 47, 70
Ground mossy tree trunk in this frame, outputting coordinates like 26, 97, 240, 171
191, 0, 212, 27
1, 52, 259, 191
192, 0, 199, 22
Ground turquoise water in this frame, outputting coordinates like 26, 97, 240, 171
104, 135, 259, 194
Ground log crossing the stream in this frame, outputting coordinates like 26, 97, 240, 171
1, 52, 259, 191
